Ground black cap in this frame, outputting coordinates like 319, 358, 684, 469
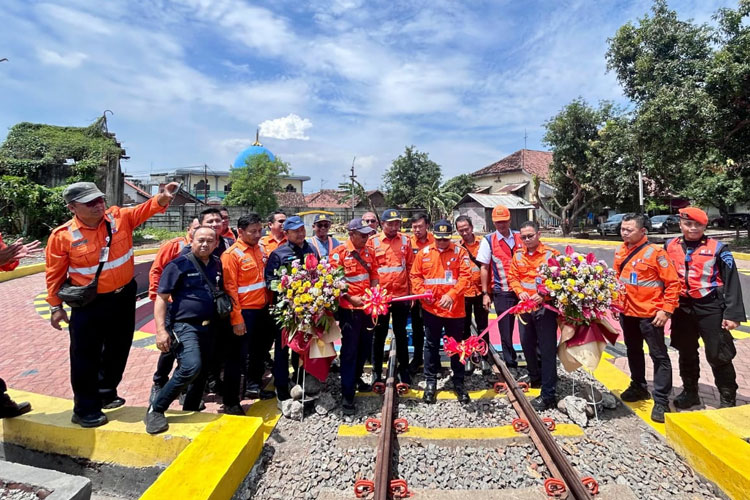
381, 209, 401, 222
433, 219, 453, 238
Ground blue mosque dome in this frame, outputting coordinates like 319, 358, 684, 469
232, 131, 275, 168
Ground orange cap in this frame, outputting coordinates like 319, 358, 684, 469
678, 207, 708, 225
492, 205, 511, 222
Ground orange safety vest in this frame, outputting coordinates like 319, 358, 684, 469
508, 241, 560, 297
45, 197, 166, 306
148, 234, 189, 300
309, 236, 334, 257
0, 233, 19, 272
221, 239, 269, 326
460, 239, 482, 297
410, 242, 472, 318
369, 232, 413, 298
486, 231, 523, 292
259, 234, 287, 255
665, 237, 725, 299
614, 237, 680, 317
330, 241, 378, 310
410, 233, 435, 256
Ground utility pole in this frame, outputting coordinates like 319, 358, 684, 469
204, 163, 208, 202
350, 157, 357, 217
638, 171, 644, 214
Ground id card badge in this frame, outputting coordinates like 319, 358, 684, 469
445, 270, 453, 282
536, 277, 542, 286
99, 246, 110, 263
630, 272, 637, 285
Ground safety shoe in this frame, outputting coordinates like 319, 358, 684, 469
454, 384, 471, 404
530, 396, 556, 412
408, 359, 423, 377
719, 389, 736, 408
342, 399, 356, 416
145, 408, 169, 435
102, 396, 126, 410
619, 383, 651, 402
356, 378, 372, 393
71, 412, 108, 428
245, 389, 276, 400
673, 388, 700, 409
0, 394, 31, 418
529, 379, 542, 389
149, 384, 163, 406
651, 403, 670, 423
223, 404, 245, 416
423, 382, 437, 404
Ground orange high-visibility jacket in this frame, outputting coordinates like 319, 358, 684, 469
148, 234, 190, 300
614, 236, 680, 318
410, 242, 472, 318
222, 239, 269, 326
0, 233, 19, 272
368, 232, 414, 298
665, 237, 724, 299
330, 241, 378, 310
460, 239, 482, 297
259, 234, 286, 255
508, 242, 560, 298
45, 197, 166, 306
410, 233, 435, 258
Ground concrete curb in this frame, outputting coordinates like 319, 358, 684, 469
0, 460, 92, 500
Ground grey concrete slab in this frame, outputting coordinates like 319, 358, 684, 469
0, 459, 92, 500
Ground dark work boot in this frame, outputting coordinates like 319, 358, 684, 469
673, 383, 700, 409
0, 393, 31, 418
454, 384, 470, 404
719, 389, 736, 408
620, 383, 651, 402
651, 403, 670, 423
423, 381, 437, 404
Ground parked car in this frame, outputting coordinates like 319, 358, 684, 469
599, 213, 652, 235
650, 214, 681, 234
710, 213, 750, 228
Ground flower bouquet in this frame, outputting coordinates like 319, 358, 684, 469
271, 253, 348, 381
536, 246, 624, 371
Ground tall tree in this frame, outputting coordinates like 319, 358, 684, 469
383, 146, 442, 207
409, 179, 460, 222
225, 154, 290, 215
442, 174, 477, 199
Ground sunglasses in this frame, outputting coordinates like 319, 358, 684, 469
316, 223, 331, 228
363, 219, 377, 223
520, 233, 537, 241
79, 197, 105, 208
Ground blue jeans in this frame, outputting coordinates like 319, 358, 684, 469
423, 310, 466, 385
339, 308, 373, 402
152, 321, 215, 412
519, 308, 558, 400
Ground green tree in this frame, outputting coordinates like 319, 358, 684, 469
441, 174, 477, 199
383, 146, 442, 206
408, 179, 460, 222
225, 154, 290, 215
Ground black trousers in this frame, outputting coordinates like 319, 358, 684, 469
372, 301, 411, 384
519, 308, 558, 400
205, 317, 232, 394
410, 301, 425, 364
620, 315, 672, 405
223, 308, 273, 406
0, 377, 6, 394
272, 322, 301, 399
464, 295, 489, 338
339, 308, 373, 402
493, 290, 519, 367
671, 298, 738, 395
68, 279, 136, 417
423, 310, 466, 384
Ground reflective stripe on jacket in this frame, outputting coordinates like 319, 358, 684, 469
665, 237, 724, 299
222, 239, 269, 325
508, 242, 560, 298
410, 242, 471, 318
148, 235, 189, 300
369, 232, 413, 297
461, 239, 482, 297
487, 232, 523, 292
330, 241, 378, 310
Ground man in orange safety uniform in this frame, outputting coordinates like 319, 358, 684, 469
408, 212, 434, 375
259, 211, 287, 255
508, 221, 560, 412
666, 207, 746, 409
222, 213, 276, 415
219, 207, 238, 242
330, 218, 379, 414
369, 209, 414, 385
615, 214, 680, 422
410, 219, 472, 404
46, 181, 178, 427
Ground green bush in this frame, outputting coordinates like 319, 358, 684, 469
133, 227, 184, 245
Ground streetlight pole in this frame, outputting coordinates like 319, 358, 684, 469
638, 171, 644, 214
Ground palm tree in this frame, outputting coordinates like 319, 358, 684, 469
409, 179, 460, 221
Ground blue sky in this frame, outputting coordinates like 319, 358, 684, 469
0, 0, 734, 191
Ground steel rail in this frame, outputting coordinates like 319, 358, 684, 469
373, 336, 398, 500
486, 341, 593, 500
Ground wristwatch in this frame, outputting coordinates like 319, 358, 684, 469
50, 305, 63, 313
481, 291, 489, 296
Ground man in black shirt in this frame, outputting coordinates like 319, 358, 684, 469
146, 227, 222, 434
264, 216, 320, 403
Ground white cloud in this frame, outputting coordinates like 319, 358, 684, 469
36, 48, 88, 68
259, 114, 313, 141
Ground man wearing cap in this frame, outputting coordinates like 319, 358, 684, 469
665, 207, 747, 408
330, 218, 379, 414
259, 211, 287, 255
46, 181, 178, 427
408, 213, 434, 376
307, 213, 340, 260
476, 205, 523, 374
264, 215, 320, 404
369, 209, 414, 385
615, 214, 680, 423
410, 220, 472, 403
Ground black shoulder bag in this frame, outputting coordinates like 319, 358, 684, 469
186, 253, 233, 319
58, 221, 112, 308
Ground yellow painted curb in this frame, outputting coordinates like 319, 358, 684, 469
357, 387, 541, 400
338, 423, 584, 440
0, 263, 46, 283
591, 354, 664, 435
735, 251, 750, 260
134, 247, 159, 257
665, 407, 750, 500
140, 398, 281, 500
542, 237, 621, 247
1, 390, 219, 468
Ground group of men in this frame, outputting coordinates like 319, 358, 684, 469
0, 178, 739, 431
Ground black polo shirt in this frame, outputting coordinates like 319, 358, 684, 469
264, 241, 320, 288
158, 254, 223, 323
